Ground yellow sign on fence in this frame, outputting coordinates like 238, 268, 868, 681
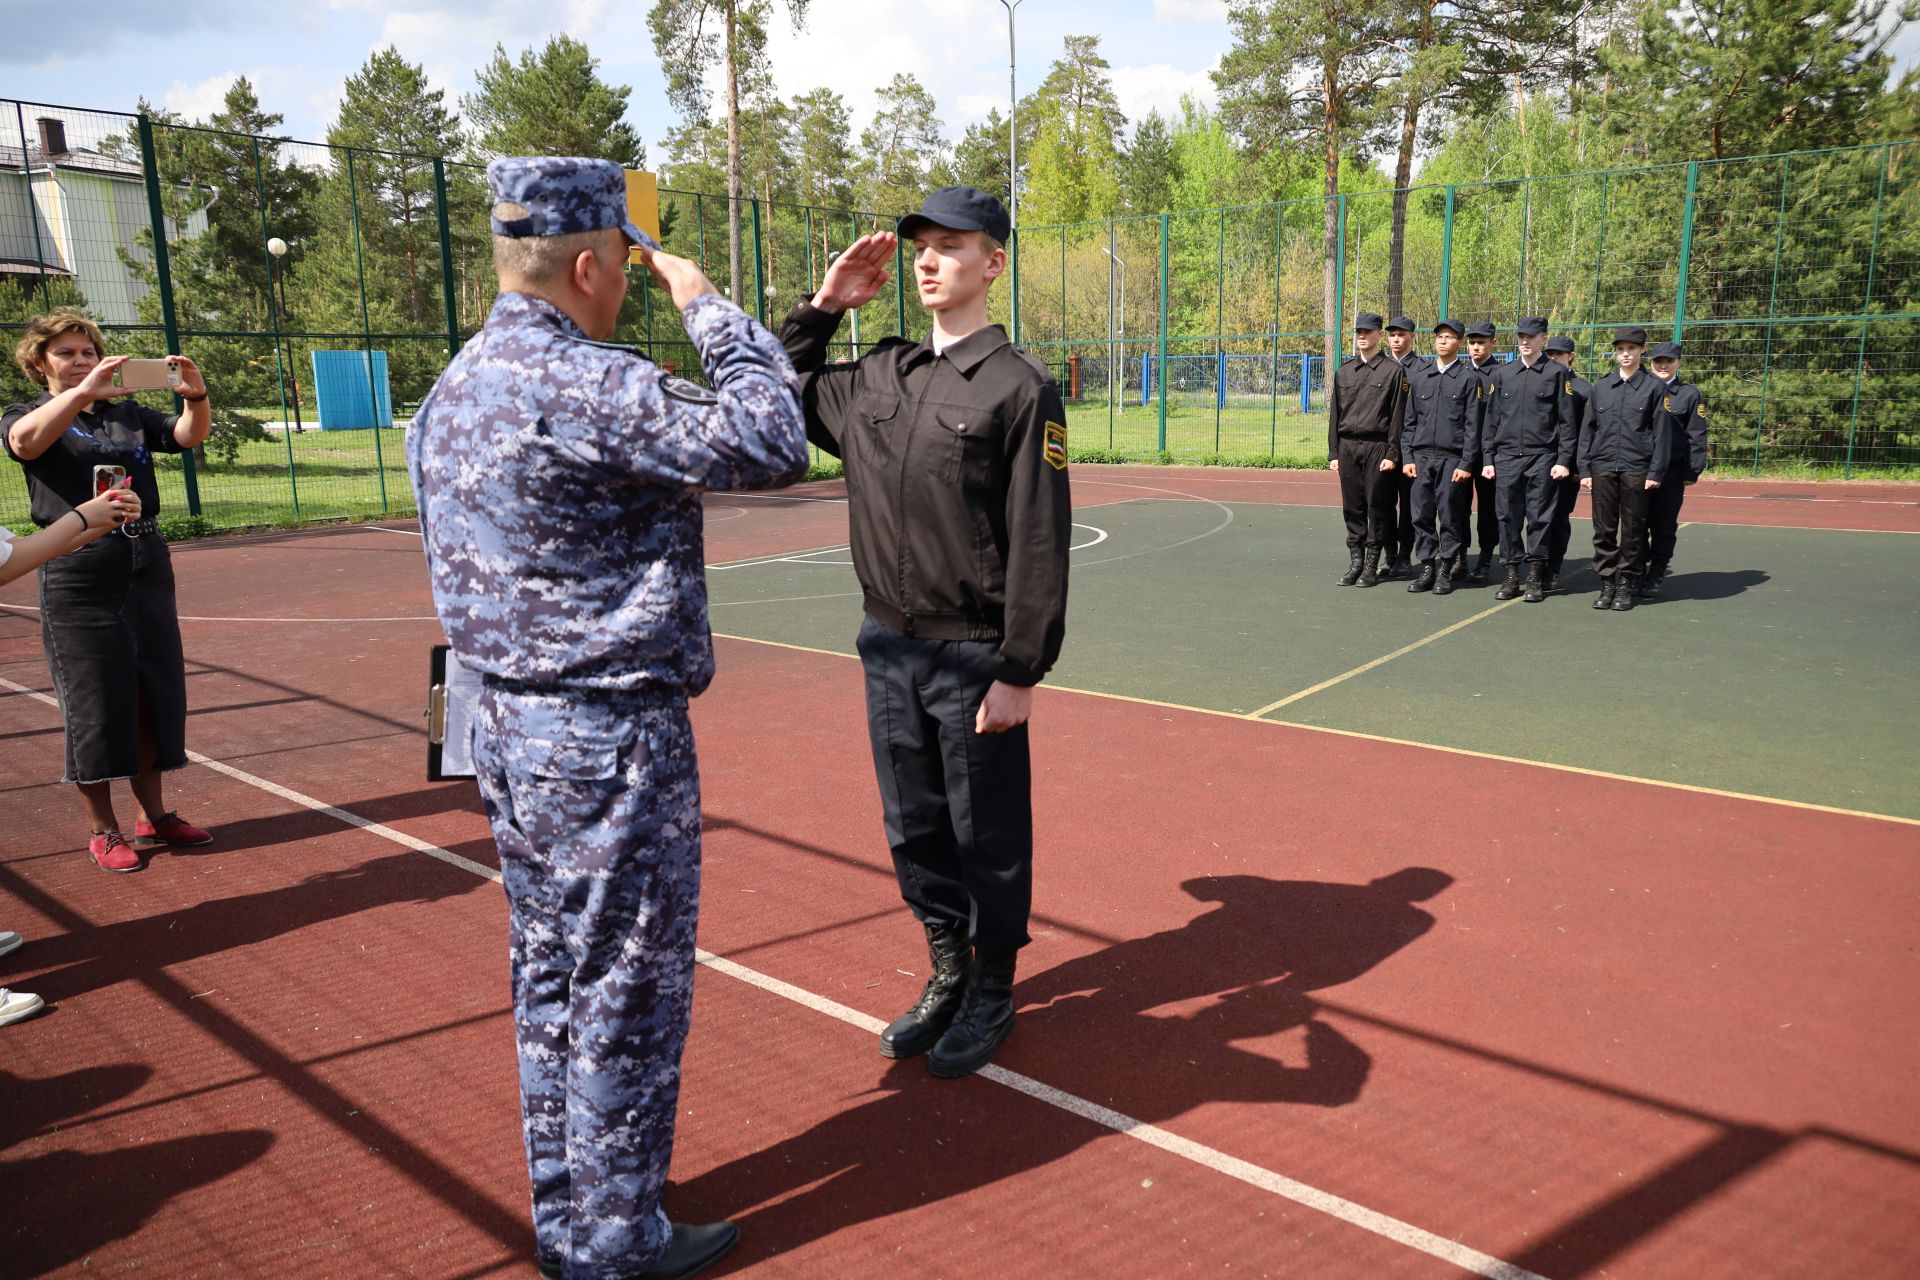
625, 169, 662, 263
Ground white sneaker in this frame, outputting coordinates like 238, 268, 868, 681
0, 929, 21, 957
0, 988, 45, 1026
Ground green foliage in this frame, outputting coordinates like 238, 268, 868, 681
197, 407, 274, 469
464, 35, 645, 166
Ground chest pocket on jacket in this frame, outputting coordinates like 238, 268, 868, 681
931, 404, 998, 485
853, 393, 901, 467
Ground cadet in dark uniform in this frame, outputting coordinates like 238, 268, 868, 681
1382, 316, 1424, 579
1576, 326, 1669, 611
1399, 318, 1483, 596
1327, 312, 1408, 588
779, 187, 1072, 1079
1644, 340, 1709, 596
408, 157, 810, 1280
1479, 316, 1576, 603
1463, 321, 1503, 582
1543, 335, 1589, 592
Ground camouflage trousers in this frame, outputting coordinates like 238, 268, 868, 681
473, 686, 701, 1279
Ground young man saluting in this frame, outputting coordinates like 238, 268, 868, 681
780, 188, 1072, 1079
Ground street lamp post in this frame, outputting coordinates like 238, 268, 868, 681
266, 236, 304, 433
997, 0, 1024, 228
1101, 243, 1125, 413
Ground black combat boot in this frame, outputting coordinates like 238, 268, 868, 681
1640, 565, 1665, 597
928, 952, 1018, 1078
1612, 576, 1638, 611
1468, 550, 1492, 583
1356, 545, 1383, 588
1522, 562, 1546, 603
1593, 579, 1616, 610
1434, 557, 1456, 595
1544, 559, 1561, 593
1408, 560, 1437, 593
878, 920, 971, 1059
1385, 551, 1410, 580
1337, 546, 1364, 587
1493, 563, 1522, 601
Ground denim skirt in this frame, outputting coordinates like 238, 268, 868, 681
38, 531, 190, 784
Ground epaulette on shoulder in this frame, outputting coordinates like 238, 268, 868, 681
575, 337, 650, 360
1007, 344, 1055, 382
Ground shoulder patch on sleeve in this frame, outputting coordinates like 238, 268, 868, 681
661, 375, 719, 405
1695, 402, 1709, 418
1044, 420, 1068, 470
1565, 381, 1573, 394
1664, 395, 1673, 412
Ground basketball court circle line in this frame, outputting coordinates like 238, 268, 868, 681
0, 670, 1550, 1280
0, 602, 438, 624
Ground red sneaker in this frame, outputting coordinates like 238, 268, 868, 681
89, 831, 142, 873
134, 812, 213, 847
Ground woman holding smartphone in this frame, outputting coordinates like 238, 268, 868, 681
4, 309, 214, 873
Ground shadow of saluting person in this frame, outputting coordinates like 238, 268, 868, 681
674, 867, 1453, 1267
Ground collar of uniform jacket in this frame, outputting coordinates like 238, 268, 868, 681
488, 289, 588, 339
901, 324, 1011, 375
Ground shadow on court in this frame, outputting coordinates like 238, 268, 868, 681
675, 868, 1451, 1267
1653, 568, 1769, 601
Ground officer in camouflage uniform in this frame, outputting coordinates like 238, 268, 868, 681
407, 157, 809, 1280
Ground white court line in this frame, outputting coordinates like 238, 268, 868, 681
360, 524, 423, 536
0, 672, 1550, 1280
0, 603, 437, 624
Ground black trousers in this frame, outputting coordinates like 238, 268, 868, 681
1388, 466, 1416, 560
856, 615, 1033, 955
1471, 471, 1500, 558
1408, 451, 1473, 563
1494, 452, 1560, 567
1336, 438, 1395, 549
1588, 472, 1650, 579
1647, 464, 1690, 569
1547, 473, 1580, 571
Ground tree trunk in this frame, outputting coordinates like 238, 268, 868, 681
1387, 96, 1420, 319
726, 0, 745, 307
1322, 72, 1341, 368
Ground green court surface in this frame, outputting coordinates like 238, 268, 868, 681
708, 497, 1920, 822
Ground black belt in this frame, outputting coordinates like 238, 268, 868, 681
119, 517, 159, 538
862, 594, 1003, 642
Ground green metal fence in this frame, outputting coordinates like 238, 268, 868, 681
4, 99, 1915, 537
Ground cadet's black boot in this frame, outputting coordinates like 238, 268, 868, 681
1386, 552, 1410, 580
879, 921, 971, 1059
1640, 565, 1665, 597
1612, 575, 1638, 611
1434, 557, 1456, 595
929, 952, 1018, 1078
1593, 579, 1616, 610
1449, 550, 1467, 580
1468, 551, 1492, 583
1408, 560, 1437, 593
1356, 546, 1382, 588
1493, 563, 1522, 601
1522, 562, 1546, 603
1336, 546, 1364, 587
1544, 559, 1561, 593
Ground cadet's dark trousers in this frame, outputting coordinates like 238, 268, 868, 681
1408, 451, 1473, 563
1647, 462, 1690, 570
474, 686, 698, 1279
1588, 472, 1650, 580
1547, 473, 1580, 571
857, 615, 1034, 955
1471, 471, 1500, 558
1389, 466, 1416, 560
1336, 437, 1396, 549
1494, 452, 1560, 566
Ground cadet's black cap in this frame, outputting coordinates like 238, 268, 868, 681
1433, 318, 1465, 336
898, 186, 1011, 245
1649, 340, 1682, 360
1612, 325, 1649, 347
1354, 312, 1385, 331
1465, 321, 1496, 339
1515, 316, 1550, 336
1386, 315, 1417, 332
1544, 335, 1576, 354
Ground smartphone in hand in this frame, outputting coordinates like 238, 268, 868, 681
92, 464, 128, 496
114, 358, 182, 391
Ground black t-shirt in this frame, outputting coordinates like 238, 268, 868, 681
3, 393, 183, 527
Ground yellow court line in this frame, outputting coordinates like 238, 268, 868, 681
1245, 598, 1521, 718
710, 630, 1920, 830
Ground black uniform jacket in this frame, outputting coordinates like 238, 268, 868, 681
1566, 375, 1592, 474
781, 297, 1070, 687
1578, 368, 1669, 478
1401, 357, 1486, 468
1327, 353, 1408, 460
1481, 357, 1576, 466
1655, 378, 1710, 480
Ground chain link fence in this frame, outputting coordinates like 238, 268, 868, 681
4, 98, 1914, 536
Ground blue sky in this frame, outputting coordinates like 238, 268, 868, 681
3, 0, 1914, 157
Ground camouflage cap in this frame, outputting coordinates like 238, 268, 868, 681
486, 156, 659, 250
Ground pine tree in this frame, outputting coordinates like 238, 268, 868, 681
464, 35, 645, 167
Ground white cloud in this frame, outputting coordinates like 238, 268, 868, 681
1109, 58, 1219, 126
163, 72, 243, 121
1152, 0, 1228, 22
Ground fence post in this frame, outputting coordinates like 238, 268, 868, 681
1754, 156, 1790, 475
1215, 207, 1226, 450
1270, 202, 1282, 456
1157, 211, 1169, 453
15, 102, 55, 312
136, 114, 202, 517
344, 148, 389, 513
1672, 160, 1699, 341
1333, 193, 1347, 345
1437, 184, 1454, 320
252, 135, 300, 519
1300, 355, 1311, 413
1515, 178, 1530, 321
433, 158, 460, 358
1586, 172, 1611, 328
894, 230, 907, 338
1844, 145, 1890, 478
750, 196, 766, 323
1010, 227, 1021, 343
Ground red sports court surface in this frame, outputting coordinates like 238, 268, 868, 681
2, 465, 1917, 1278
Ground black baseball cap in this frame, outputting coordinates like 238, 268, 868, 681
1354, 312, 1385, 331
1544, 335, 1576, 354
1465, 321, 1496, 339
898, 186, 1011, 245
1433, 318, 1465, 336
1649, 340, 1683, 360
1386, 315, 1417, 332
1515, 316, 1550, 336
1612, 326, 1649, 346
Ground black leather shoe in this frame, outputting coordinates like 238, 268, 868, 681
1522, 563, 1546, 603
1385, 555, 1410, 580
1467, 551, 1491, 583
1612, 576, 1638, 611
1337, 547, 1363, 586
1408, 560, 1437, 593
1493, 565, 1522, 601
879, 921, 970, 1059
1356, 546, 1382, 588
1543, 571, 1559, 593
1640, 567, 1665, 597
1593, 580, 1616, 610
643, 1222, 741, 1280
1434, 558, 1456, 595
929, 952, 1017, 1078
